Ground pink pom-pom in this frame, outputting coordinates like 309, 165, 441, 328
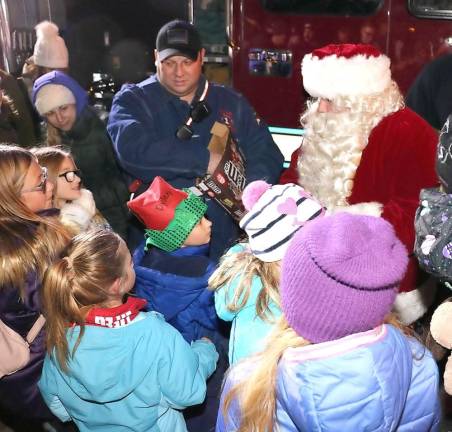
242, 180, 271, 211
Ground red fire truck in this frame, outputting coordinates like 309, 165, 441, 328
222, 0, 452, 129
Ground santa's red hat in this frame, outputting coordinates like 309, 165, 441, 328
302, 44, 392, 100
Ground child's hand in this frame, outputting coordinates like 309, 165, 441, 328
200, 336, 212, 343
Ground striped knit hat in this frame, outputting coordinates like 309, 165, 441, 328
239, 181, 324, 262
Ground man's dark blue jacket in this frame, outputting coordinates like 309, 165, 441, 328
107, 75, 283, 260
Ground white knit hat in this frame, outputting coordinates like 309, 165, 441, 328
302, 44, 391, 100
33, 21, 69, 69
239, 181, 324, 262
34, 84, 75, 115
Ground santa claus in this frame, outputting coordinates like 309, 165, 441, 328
281, 43, 439, 325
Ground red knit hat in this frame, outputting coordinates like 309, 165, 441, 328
302, 44, 392, 100
127, 176, 208, 252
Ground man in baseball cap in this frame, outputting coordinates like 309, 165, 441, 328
108, 19, 283, 263
156, 20, 202, 62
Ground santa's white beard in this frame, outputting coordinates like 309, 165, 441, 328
298, 109, 370, 208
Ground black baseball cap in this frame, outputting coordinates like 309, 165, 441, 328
156, 20, 202, 61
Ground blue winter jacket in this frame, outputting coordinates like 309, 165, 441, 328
39, 311, 218, 432
107, 75, 284, 260
217, 324, 441, 432
214, 243, 282, 364
134, 242, 220, 344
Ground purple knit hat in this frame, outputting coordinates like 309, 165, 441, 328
280, 213, 408, 343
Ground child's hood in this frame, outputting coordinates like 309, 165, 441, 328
56, 313, 162, 403
32, 70, 88, 116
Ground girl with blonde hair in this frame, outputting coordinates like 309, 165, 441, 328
210, 180, 323, 365
32, 146, 109, 235
217, 213, 440, 432
38, 229, 218, 432
0, 144, 68, 427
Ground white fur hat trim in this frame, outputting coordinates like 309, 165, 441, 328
34, 84, 75, 115
302, 46, 391, 99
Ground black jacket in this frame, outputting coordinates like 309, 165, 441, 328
61, 106, 129, 238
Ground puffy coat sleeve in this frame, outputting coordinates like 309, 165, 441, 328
414, 188, 452, 281
397, 338, 441, 431
157, 321, 219, 408
214, 243, 249, 322
214, 278, 239, 322
38, 356, 72, 422
216, 366, 244, 432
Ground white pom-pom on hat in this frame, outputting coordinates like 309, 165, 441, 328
35, 21, 59, 38
33, 20, 69, 68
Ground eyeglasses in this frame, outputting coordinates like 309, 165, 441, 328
58, 169, 82, 183
21, 166, 48, 194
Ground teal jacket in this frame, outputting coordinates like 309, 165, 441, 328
214, 243, 282, 364
38, 311, 218, 432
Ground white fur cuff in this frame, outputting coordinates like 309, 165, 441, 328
392, 277, 437, 325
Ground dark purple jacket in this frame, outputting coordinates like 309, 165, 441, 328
0, 208, 61, 421
0, 272, 52, 420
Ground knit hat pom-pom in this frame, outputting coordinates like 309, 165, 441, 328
35, 21, 59, 39
242, 180, 271, 211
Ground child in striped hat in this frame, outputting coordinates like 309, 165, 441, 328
210, 180, 324, 364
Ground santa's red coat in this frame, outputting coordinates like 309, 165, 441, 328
280, 107, 439, 294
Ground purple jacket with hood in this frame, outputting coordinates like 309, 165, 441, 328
0, 210, 61, 420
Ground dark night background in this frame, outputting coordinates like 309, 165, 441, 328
63, 0, 187, 87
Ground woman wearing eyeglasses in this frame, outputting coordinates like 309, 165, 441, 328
0, 144, 69, 429
31, 71, 129, 240
32, 146, 109, 236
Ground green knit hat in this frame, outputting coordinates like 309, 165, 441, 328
144, 189, 207, 252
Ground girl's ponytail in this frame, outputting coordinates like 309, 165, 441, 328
42, 256, 85, 372
42, 229, 125, 372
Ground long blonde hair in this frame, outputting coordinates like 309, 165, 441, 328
42, 229, 127, 372
209, 245, 281, 321
45, 123, 63, 146
223, 317, 309, 432
0, 144, 69, 294
222, 313, 415, 432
